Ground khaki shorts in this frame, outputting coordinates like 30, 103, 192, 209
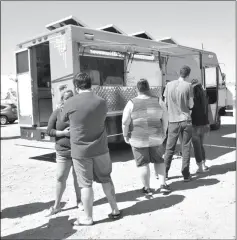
132, 146, 164, 167
72, 152, 112, 188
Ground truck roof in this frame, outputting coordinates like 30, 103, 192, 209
16, 19, 216, 59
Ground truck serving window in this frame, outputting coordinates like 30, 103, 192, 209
16, 50, 29, 74
79, 56, 124, 86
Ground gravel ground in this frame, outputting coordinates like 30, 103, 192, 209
1, 113, 236, 239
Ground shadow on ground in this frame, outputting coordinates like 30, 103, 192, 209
122, 194, 185, 217
29, 152, 56, 163
168, 178, 220, 192
1, 201, 66, 219
28, 144, 134, 164
1, 136, 21, 140
1, 216, 76, 240
94, 177, 220, 207
194, 160, 236, 180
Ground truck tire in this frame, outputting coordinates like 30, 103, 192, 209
0, 116, 8, 125
210, 113, 221, 130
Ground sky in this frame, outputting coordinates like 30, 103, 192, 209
1, 1, 236, 85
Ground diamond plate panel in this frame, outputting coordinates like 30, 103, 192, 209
92, 86, 163, 112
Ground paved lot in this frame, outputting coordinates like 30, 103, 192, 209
1, 113, 236, 239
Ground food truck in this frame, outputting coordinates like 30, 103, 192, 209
15, 16, 226, 142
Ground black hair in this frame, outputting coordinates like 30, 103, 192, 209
180, 65, 191, 78
73, 72, 91, 90
137, 78, 150, 93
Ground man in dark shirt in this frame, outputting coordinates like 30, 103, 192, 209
62, 73, 120, 225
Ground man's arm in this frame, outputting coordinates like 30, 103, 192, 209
159, 98, 169, 134
163, 85, 168, 107
122, 100, 133, 141
189, 84, 194, 110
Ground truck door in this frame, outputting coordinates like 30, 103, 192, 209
204, 66, 219, 129
15, 48, 35, 126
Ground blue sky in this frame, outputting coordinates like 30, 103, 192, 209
1, 1, 236, 83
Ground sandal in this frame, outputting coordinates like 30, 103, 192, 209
108, 210, 122, 220
45, 206, 61, 217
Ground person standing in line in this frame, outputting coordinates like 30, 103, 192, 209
191, 79, 210, 173
163, 66, 194, 182
122, 79, 171, 195
62, 73, 121, 226
46, 90, 83, 216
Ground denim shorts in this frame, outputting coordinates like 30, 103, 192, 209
56, 151, 72, 163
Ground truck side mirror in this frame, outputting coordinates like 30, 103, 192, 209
222, 73, 226, 81
221, 73, 226, 86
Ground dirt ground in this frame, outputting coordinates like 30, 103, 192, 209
1, 112, 236, 239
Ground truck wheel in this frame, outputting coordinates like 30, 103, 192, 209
0, 116, 8, 125
210, 113, 221, 130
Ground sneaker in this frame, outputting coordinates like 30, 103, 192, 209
160, 184, 171, 194
45, 206, 61, 217
183, 176, 192, 182
142, 187, 153, 196
203, 165, 209, 171
203, 161, 209, 171
77, 201, 84, 211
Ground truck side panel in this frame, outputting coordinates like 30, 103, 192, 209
49, 30, 74, 110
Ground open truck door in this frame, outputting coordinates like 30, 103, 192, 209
204, 66, 220, 129
15, 48, 35, 127
15, 43, 53, 140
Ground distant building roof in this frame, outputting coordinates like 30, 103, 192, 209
129, 31, 154, 40
157, 37, 178, 45
97, 24, 126, 35
45, 16, 87, 31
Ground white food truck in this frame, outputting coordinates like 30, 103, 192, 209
14, 16, 227, 143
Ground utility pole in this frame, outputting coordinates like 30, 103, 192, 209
202, 43, 204, 50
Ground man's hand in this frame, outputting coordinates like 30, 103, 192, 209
124, 136, 130, 144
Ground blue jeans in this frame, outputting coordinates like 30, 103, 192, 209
192, 125, 207, 164
164, 120, 192, 179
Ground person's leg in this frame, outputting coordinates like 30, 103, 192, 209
200, 130, 209, 171
164, 122, 181, 176
47, 154, 72, 216
191, 126, 203, 171
151, 146, 171, 194
131, 147, 152, 193
72, 158, 94, 224
180, 121, 192, 179
93, 152, 120, 215
71, 166, 83, 210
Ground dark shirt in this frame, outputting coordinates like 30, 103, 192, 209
47, 108, 71, 154
191, 84, 209, 126
61, 91, 109, 159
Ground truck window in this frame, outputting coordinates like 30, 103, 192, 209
126, 60, 162, 87
205, 67, 217, 87
80, 56, 124, 86
16, 50, 29, 74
